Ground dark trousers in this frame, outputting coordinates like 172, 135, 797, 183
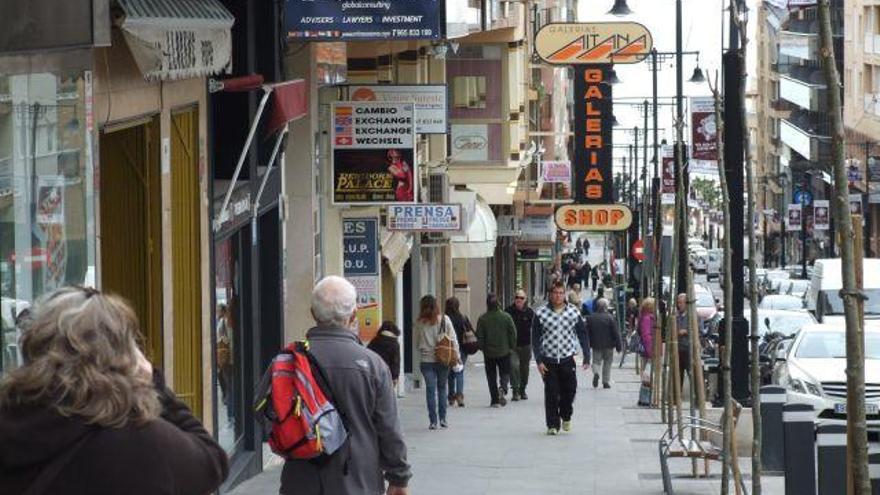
485, 354, 511, 404
679, 348, 691, 387
510, 345, 532, 394
542, 357, 577, 429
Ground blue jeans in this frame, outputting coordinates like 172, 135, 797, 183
421, 362, 449, 425
448, 353, 467, 398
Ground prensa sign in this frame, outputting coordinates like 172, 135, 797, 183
387, 204, 462, 231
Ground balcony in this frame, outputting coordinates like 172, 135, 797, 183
780, 111, 831, 162
865, 93, 880, 118
779, 66, 826, 112
779, 30, 818, 60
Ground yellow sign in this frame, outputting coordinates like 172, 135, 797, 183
555, 204, 633, 231
535, 22, 653, 65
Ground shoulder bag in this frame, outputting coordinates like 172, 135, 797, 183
434, 317, 460, 368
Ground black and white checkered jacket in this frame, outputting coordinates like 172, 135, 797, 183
531, 303, 590, 364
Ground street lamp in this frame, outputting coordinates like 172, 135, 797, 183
607, 68, 622, 85
607, 0, 633, 16
688, 64, 706, 84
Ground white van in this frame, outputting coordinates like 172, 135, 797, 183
706, 249, 722, 280
807, 258, 880, 322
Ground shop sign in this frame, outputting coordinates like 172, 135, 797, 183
349, 275, 382, 343
573, 65, 613, 204
535, 22, 653, 65
661, 146, 675, 204
690, 97, 718, 167
450, 124, 489, 162
343, 217, 379, 277
554, 204, 633, 232
813, 200, 830, 230
541, 160, 572, 184
387, 204, 462, 231
786, 204, 802, 231
496, 215, 521, 237
332, 102, 416, 205
118, 21, 233, 81
349, 85, 447, 134
285, 0, 442, 41
520, 216, 555, 237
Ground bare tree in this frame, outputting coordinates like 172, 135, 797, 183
817, 0, 871, 492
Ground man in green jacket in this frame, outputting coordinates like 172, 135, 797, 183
476, 293, 517, 407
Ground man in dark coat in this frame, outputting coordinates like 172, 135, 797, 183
506, 289, 535, 401
586, 298, 621, 389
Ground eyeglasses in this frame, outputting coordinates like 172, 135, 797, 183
515, 296, 525, 300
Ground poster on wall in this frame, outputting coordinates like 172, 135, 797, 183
36, 176, 65, 224
573, 65, 613, 204
787, 204, 802, 231
813, 199, 830, 231
342, 218, 381, 342
332, 102, 416, 205
690, 96, 718, 174
661, 146, 675, 205
349, 85, 447, 134
35, 176, 68, 291
850, 193, 864, 216
541, 160, 572, 184
285, 0, 443, 41
450, 124, 489, 162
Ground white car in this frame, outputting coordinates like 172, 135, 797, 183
706, 249, 722, 280
759, 294, 806, 311
690, 247, 708, 273
773, 322, 880, 418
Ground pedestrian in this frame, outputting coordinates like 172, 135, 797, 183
591, 264, 600, 292
626, 298, 639, 334
579, 261, 592, 296
567, 283, 584, 308
505, 289, 535, 401
282, 277, 411, 493
586, 298, 622, 389
475, 294, 517, 408
368, 321, 402, 388
0, 286, 229, 495
638, 298, 656, 361
445, 297, 473, 407
567, 269, 580, 289
532, 281, 590, 435
417, 295, 458, 430
583, 237, 591, 257
674, 293, 691, 386
582, 286, 604, 316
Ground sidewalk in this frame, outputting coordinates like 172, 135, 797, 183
229, 354, 784, 494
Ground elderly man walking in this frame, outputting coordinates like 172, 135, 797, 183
506, 289, 535, 401
585, 298, 622, 389
476, 294, 517, 408
280, 276, 411, 495
532, 281, 590, 435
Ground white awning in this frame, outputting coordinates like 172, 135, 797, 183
114, 0, 234, 81
381, 230, 412, 275
451, 194, 497, 259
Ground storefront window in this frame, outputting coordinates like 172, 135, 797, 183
0, 70, 93, 374
214, 236, 244, 453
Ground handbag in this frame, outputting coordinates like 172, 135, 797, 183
461, 318, 480, 356
434, 318, 460, 368
627, 332, 645, 355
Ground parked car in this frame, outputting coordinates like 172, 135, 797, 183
806, 258, 880, 322
759, 294, 806, 311
694, 288, 718, 323
690, 246, 708, 273
764, 269, 791, 294
784, 279, 811, 299
744, 308, 816, 338
772, 321, 880, 418
706, 249, 722, 280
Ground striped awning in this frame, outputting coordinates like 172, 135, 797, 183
114, 0, 234, 81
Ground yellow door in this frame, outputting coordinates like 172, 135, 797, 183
99, 118, 163, 366
171, 107, 203, 419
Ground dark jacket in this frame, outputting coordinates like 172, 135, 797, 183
0, 370, 228, 495
505, 304, 535, 347
367, 331, 401, 382
446, 311, 473, 353
282, 326, 411, 495
475, 309, 517, 359
586, 311, 622, 351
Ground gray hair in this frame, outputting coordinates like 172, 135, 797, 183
311, 276, 358, 328
596, 298, 609, 312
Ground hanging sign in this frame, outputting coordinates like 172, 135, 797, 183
285, 0, 443, 41
573, 65, 613, 204
786, 204, 802, 232
554, 204, 633, 232
387, 204, 462, 231
690, 96, 718, 173
343, 218, 380, 276
661, 146, 675, 205
541, 160, 572, 184
332, 102, 416, 205
349, 85, 447, 134
813, 199, 830, 231
850, 193, 864, 216
535, 22, 653, 65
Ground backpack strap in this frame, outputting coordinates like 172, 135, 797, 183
24, 430, 94, 495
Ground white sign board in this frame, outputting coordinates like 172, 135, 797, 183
813, 199, 830, 231
451, 124, 489, 161
387, 204, 463, 231
541, 160, 572, 184
520, 215, 555, 237
349, 85, 448, 134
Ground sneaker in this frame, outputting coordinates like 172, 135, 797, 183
592, 374, 600, 388
499, 395, 508, 407
512, 392, 521, 401
520, 391, 528, 400
429, 423, 438, 430
603, 383, 611, 389
562, 420, 572, 432
440, 420, 448, 429
547, 428, 559, 436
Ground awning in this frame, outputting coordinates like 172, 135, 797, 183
381, 230, 412, 275
114, 0, 234, 81
451, 194, 497, 259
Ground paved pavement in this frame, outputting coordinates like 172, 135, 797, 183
228, 353, 784, 495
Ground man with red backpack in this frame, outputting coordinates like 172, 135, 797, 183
265, 276, 411, 494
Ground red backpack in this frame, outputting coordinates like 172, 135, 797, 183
255, 341, 348, 461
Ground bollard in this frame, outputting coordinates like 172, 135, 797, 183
816, 422, 846, 495
760, 385, 787, 473
784, 403, 816, 495
869, 450, 880, 495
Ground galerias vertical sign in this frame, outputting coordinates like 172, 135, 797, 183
573, 65, 613, 204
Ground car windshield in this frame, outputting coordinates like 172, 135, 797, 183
747, 312, 814, 336
696, 292, 715, 306
789, 281, 810, 292
760, 296, 804, 310
796, 332, 880, 359
819, 289, 880, 315
767, 272, 790, 280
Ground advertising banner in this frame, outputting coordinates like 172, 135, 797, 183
332, 102, 416, 204
349, 275, 381, 342
850, 193, 864, 216
36, 176, 65, 225
813, 199, 830, 231
573, 65, 613, 204
690, 96, 718, 173
661, 146, 675, 205
349, 85, 447, 134
450, 124, 489, 161
285, 0, 443, 41
35, 176, 67, 290
535, 22, 653, 65
541, 160, 572, 184
387, 204, 462, 231
787, 204, 802, 232
343, 217, 381, 342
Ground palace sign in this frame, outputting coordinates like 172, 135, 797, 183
573, 65, 613, 203
535, 22, 653, 65
555, 204, 633, 232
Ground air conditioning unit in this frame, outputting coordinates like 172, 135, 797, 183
423, 172, 450, 245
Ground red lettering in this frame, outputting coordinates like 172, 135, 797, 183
585, 102, 601, 116
584, 85, 604, 99
586, 119, 601, 132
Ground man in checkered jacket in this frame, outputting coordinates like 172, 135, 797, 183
531, 280, 591, 435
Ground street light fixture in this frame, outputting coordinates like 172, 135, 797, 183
607, 0, 633, 16
611, 114, 621, 127
607, 68, 622, 85
688, 64, 706, 84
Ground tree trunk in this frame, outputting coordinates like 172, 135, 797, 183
669, 142, 685, 443
817, 1, 871, 493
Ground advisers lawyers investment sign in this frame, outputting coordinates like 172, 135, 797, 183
535, 22, 653, 65
332, 102, 416, 205
285, 0, 442, 40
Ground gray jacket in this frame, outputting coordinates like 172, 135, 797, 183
280, 327, 412, 495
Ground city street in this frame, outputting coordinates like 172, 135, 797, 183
229, 356, 784, 495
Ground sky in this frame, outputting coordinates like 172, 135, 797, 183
576, 0, 759, 173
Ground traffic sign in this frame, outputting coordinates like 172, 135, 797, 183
631, 239, 645, 262
793, 189, 813, 206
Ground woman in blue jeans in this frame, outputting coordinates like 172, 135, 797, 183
417, 295, 457, 430
444, 297, 472, 407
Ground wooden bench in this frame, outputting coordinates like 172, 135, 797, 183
658, 415, 748, 494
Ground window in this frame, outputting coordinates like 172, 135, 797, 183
452, 76, 487, 109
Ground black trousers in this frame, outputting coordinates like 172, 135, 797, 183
485, 354, 511, 404
542, 357, 577, 429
